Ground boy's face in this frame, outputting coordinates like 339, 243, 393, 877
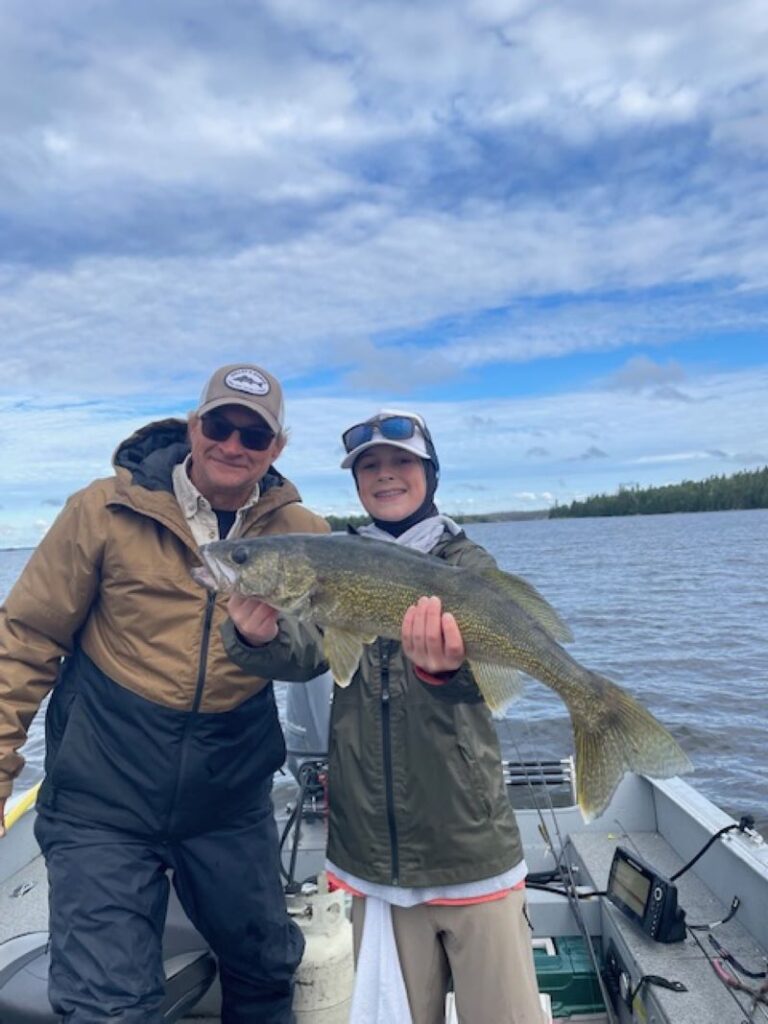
353, 444, 427, 521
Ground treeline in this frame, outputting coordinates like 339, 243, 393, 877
550, 467, 768, 519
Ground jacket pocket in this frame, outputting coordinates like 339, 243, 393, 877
46, 691, 89, 791
456, 742, 493, 818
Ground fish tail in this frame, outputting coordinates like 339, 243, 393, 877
572, 671, 693, 822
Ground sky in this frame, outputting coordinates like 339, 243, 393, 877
1, 0, 767, 547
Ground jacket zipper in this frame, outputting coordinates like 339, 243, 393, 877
166, 589, 217, 832
379, 639, 400, 884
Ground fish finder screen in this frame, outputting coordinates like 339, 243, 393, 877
611, 857, 651, 918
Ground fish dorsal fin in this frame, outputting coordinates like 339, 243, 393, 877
476, 568, 573, 643
468, 660, 525, 717
322, 627, 375, 687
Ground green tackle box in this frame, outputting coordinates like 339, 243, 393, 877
534, 936, 606, 1019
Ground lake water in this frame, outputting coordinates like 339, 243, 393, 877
2, 509, 767, 833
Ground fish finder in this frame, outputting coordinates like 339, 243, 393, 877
606, 847, 687, 943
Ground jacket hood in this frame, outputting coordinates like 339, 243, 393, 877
113, 418, 189, 492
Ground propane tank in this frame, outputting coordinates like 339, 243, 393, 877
289, 873, 354, 1023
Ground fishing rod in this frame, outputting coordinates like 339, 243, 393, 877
494, 706, 620, 1024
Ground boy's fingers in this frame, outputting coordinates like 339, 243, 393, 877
441, 612, 465, 662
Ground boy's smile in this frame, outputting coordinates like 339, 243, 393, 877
354, 444, 427, 521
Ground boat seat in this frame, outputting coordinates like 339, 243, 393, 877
0, 932, 216, 1023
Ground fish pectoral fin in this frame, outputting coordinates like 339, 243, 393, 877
475, 568, 574, 644
322, 627, 366, 687
468, 660, 525, 717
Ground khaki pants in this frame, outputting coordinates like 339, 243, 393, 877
352, 890, 545, 1024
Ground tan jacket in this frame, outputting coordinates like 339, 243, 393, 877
0, 419, 329, 815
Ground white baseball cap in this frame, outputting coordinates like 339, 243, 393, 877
340, 409, 433, 469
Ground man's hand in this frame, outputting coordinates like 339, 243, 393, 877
402, 595, 465, 675
228, 594, 280, 646
0, 796, 6, 839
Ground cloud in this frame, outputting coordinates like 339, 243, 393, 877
733, 451, 768, 465
577, 446, 610, 461
605, 354, 686, 391
651, 385, 693, 402
0, 1, 767, 542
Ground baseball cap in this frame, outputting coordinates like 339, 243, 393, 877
196, 364, 285, 434
340, 409, 437, 469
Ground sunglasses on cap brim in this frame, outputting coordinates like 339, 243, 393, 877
200, 413, 276, 452
341, 414, 425, 451
342, 414, 439, 471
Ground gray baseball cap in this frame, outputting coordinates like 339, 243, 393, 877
196, 364, 285, 433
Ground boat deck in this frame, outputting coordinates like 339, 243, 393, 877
569, 827, 768, 1023
3, 773, 767, 1023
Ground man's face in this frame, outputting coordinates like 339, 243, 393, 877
188, 404, 285, 507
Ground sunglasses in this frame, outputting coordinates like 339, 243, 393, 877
200, 413, 276, 451
342, 414, 427, 453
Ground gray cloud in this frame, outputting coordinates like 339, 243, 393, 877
651, 385, 694, 402
734, 451, 768, 464
604, 355, 686, 392
578, 446, 609, 460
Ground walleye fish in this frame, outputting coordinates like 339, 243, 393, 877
198, 533, 692, 821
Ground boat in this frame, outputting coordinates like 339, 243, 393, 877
2, 677, 767, 1023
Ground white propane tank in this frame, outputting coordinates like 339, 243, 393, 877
290, 873, 354, 1023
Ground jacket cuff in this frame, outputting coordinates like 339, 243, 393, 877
221, 618, 276, 668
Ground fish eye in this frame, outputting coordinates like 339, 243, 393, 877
231, 545, 249, 565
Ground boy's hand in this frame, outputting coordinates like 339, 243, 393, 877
228, 593, 280, 646
0, 796, 6, 839
402, 596, 465, 675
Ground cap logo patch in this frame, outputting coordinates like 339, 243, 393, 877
224, 368, 270, 396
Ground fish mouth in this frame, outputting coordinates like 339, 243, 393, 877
193, 549, 240, 592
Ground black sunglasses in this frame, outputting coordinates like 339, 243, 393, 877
200, 413, 275, 452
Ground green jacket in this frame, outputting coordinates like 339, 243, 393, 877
223, 529, 524, 887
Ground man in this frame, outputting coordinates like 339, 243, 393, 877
0, 363, 329, 1023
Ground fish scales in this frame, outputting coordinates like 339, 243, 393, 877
196, 532, 692, 821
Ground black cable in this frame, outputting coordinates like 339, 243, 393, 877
280, 759, 328, 892
669, 815, 754, 882
629, 974, 687, 1003
526, 869, 563, 884
526, 882, 607, 899
688, 895, 741, 931
278, 802, 302, 884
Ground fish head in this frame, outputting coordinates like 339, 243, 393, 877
196, 536, 317, 613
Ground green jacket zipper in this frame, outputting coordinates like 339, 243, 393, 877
379, 639, 400, 885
